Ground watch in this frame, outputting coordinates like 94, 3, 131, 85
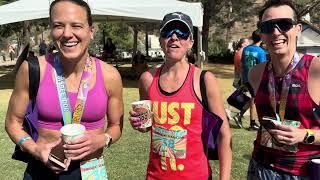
303, 129, 315, 144
104, 133, 113, 148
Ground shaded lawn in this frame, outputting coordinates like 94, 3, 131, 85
0, 63, 256, 179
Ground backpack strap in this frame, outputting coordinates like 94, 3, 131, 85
27, 56, 40, 110
200, 70, 209, 110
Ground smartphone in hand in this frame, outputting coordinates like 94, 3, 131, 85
49, 143, 67, 169
261, 116, 279, 130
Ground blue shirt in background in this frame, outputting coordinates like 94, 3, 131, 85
241, 45, 266, 84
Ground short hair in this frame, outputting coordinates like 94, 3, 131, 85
258, 0, 299, 21
49, 0, 93, 26
251, 30, 261, 43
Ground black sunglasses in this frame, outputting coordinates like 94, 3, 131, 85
160, 29, 190, 40
258, 18, 297, 34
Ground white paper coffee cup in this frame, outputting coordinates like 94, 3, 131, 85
60, 124, 86, 143
131, 100, 152, 128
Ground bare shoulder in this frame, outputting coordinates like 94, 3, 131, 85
201, 69, 218, 84
198, 68, 220, 96
139, 67, 158, 99
139, 68, 157, 87
249, 61, 267, 92
12, 60, 30, 99
309, 56, 320, 76
99, 60, 122, 81
249, 61, 267, 80
15, 60, 29, 81
308, 56, 320, 105
99, 60, 122, 95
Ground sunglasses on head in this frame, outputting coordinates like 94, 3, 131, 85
160, 29, 190, 40
258, 18, 297, 34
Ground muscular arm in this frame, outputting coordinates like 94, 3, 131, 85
305, 57, 320, 144
5, 61, 39, 157
102, 63, 124, 145
204, 72, 232, 180
138, 69, 155, 100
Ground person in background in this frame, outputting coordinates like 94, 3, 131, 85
8, 44, 15, 61
0, 49, 6, 61
241, 30, 267, 131
5, 0, 123, 179
247, 0, 320, 179
103, 37, 116, 59
229, 38, 250, 128
131, 51, 148, 79
233, 38, 250, 89
129, 12, 232, 180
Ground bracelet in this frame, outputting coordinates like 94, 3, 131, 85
17, 135, 31, 146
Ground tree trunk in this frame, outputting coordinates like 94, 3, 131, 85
132, 25, 138, 60
225, 0, 232, 43
14, 21, 31, 73
202, 1, 210, 62
202, 0, 215, 62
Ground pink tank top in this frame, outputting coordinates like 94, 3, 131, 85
36, 55, 108, 130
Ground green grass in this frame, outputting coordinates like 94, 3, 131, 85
0, 64, 257, 179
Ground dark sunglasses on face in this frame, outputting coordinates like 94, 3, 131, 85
258, 18, 297, 34
160, 29, 190, 40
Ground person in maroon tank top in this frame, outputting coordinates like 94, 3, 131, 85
247, 0, 320, 179
129, 12, 232, 180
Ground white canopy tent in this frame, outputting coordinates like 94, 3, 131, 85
0, 0, 204, 64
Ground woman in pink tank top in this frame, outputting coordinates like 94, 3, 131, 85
5, 0, 123, 179
129, 12, 232, 180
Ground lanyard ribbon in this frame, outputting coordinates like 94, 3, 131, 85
267, 52, 300, 122
54, 54, 93, 125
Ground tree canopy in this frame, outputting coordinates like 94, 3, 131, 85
0, 0, 319, 57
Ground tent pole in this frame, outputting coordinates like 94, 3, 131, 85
196, 27, 204, 68
145, 25, 149, 58
132, 25, 138, 64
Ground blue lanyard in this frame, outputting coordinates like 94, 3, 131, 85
53, 54, 92, 125
54, 54, 72, 125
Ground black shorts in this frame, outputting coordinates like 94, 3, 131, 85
23, 159, 81, 180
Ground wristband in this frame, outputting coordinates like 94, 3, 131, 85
17, 135, 31, 146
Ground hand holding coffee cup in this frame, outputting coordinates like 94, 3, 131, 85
60, 124, 86, 144
129, 111, 143, 129
131, 100, 152, 129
